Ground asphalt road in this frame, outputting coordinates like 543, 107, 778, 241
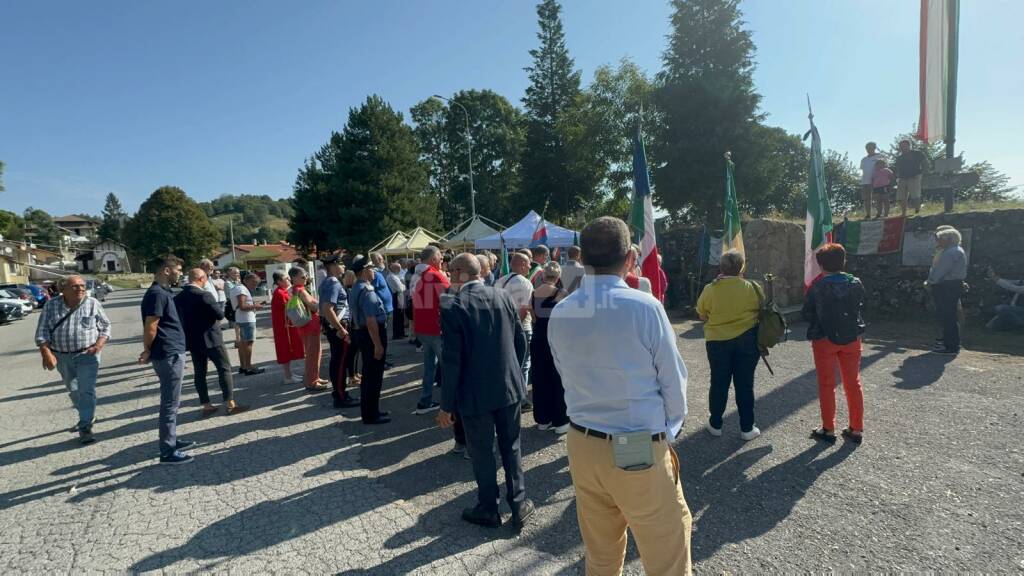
0, 288, 1021, 573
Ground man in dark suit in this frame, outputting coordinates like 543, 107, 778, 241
174, 268, 247, 416
436, 253, 534, 531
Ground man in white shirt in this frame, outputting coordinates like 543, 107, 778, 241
230, 271, 264, 375
495, 253, 535, 406
859, 141, 884, 220
560, 245, 585, 294
548, 216, 691, 576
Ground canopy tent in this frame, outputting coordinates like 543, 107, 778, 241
382, 226, 444, 258
369, 230, 410, 256
442, 215, 503, 251
474, 211, 577, 250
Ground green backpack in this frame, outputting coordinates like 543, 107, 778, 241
285, 291, 312, 328
748, 275, 787, 374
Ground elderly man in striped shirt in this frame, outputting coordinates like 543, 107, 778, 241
35, 275, 112, 445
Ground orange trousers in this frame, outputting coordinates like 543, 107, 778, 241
811, 338, 864, 432
300, 330, 322, 387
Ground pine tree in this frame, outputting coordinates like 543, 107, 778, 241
122, 186, 219, 269
519, 0, 591, 221
97, 192, 127, 241
289, 96, 437, 251
655, 0, 764, 222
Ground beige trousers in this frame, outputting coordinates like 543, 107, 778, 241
566, 428, 693, 576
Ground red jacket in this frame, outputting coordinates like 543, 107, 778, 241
412, 265, 450, 336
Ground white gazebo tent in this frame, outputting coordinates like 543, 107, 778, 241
474, 210, 577, 250
442, 215, 504, 252
385, 226, 444, 259
369, 230, 410, 256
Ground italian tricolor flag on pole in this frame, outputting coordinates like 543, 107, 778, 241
628, 123, 665, 301
803, 101, 833, 290
917, 0, 960, 143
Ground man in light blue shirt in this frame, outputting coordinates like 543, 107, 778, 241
547, 216, 691, 575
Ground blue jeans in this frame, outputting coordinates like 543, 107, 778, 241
56, 351, 100, 429
990, 304, 1024, 331
152, 353, 186, 458
705, 326, 759, 432
419, 334, 442, 407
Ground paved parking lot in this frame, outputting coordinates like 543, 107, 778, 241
1, 288, 1021, 573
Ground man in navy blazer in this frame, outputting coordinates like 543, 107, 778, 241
436, 253, 533, 531
174, 268, 247, 416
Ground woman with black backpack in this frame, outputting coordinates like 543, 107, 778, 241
802, 243, 866, 445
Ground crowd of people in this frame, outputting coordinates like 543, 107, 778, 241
30, 211, 1012, 574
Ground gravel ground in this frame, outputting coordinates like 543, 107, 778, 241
0, 288, 1021, 574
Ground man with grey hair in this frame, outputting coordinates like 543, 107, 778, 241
561, 245, 585, 294
548, 216, 691, 574
385, 262, 407, 340
35, 274, 111, 444
476, 253, 493, 286
412, 245, 448, 414
496, 252, 535, 409
198, 259, 220, 305
926, 227, 966, 354
370, 252, 395, 367
225, 266, 242, 347
436, 253, 532, 530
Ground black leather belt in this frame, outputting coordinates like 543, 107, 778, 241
570, 422, 666, 442
52, 347, 88, 355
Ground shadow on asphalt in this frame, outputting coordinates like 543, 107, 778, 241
891, 353, 956, 389
4, 333, 908, 573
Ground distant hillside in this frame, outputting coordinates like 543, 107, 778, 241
200, 194, 293, 245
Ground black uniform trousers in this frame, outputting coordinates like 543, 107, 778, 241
353, 327, 387, 423
325, 327, 353, 402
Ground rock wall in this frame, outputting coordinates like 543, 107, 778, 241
843, 209, 1024, 321
659, 219, 805, 309
660, 209, 1024, 322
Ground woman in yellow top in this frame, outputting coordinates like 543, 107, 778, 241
696, 249, 762, 441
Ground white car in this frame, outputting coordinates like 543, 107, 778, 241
0, 289, 34, 316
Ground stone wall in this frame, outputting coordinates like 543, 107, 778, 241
659, 209, 1024, 322
659, 218, 805, 309
843, 209, 1024, 321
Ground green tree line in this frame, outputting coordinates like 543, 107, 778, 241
287, 0, 1016, 251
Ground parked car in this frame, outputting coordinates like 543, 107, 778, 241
0, 289, 33, 316
0, 283, 47, 308
0, 302, 23, 324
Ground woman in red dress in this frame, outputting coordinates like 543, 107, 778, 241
270, 271, 305, 384
288, 266, 328, 392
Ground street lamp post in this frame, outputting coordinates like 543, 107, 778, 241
432, 94, 476, 219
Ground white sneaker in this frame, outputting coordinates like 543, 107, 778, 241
707, 423, 723, 437
536, 423, 551, 431
552, 423, 570, 435
740, 426, 761, 441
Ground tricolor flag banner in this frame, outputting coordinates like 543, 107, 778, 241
530, 218, 549, 248
722, 152, 744, 258
803, 102, 834, 290
837, 217, 906, 256
628, 123, 665, 301
916, 0, 960, 143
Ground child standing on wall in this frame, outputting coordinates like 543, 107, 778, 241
871, 159, 894, 219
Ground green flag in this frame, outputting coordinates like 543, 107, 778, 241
723, 153, 744, 257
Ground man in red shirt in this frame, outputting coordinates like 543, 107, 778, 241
412, 245, 449, 414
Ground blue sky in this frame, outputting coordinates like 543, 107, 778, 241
2, 0, 1021, 218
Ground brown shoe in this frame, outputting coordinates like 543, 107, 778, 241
201, 404, 220, 416
226, 403, 249, 415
